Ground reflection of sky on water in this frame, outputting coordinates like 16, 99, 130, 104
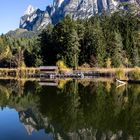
0, 107, 52, 140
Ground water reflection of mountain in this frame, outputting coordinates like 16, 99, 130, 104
0, 80, 140, 139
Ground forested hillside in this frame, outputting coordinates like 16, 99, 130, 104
0, 4, 139, 68
0, 35, 42, 67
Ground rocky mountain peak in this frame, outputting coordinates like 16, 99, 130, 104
24, 5, 36, 15
53, 0, 65, 8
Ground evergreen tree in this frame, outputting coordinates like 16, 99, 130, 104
111, 32, 124, 67
67, 29, 80, 69
39, 24, 55, 65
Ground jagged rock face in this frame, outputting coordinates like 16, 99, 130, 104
62, 0, 117, 19
53, 0, 65, 8
20, 6, 51, 31
19, 0, 139, 31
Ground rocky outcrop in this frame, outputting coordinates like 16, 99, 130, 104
19, 5, 51, 31
19, 0, 139, 31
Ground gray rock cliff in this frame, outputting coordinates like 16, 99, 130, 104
19, 5, 51, 31
19, 0, 139, 31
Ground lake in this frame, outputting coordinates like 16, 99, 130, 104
0, 79, 139, 140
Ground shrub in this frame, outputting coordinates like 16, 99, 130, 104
129, 68, 140, 80
106, 58, 112, 68
81, 63, 90, 68
56, 60, 67, 69
115, 69, 127, 80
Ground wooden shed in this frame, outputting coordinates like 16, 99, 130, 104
39, 66, 58, 74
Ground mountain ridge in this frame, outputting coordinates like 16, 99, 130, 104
19, 0, 139, 31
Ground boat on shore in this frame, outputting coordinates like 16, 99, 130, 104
116, 79, 140, 84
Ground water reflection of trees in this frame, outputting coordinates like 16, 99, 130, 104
0, 80, 139, 139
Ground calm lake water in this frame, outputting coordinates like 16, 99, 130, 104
0, 79, 139, 140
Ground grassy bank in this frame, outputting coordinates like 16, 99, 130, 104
0, 67, 39, 79
77, 67, 140, 80
0, 67, 139, 80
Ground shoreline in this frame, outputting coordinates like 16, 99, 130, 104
0, 67, 139, 80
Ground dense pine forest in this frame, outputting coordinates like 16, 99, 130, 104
0, 4, 139, 68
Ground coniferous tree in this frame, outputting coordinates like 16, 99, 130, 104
67, 29, 80, 68
111, 32, 124, 67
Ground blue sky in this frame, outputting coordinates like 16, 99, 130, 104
0, 0, 53, 34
